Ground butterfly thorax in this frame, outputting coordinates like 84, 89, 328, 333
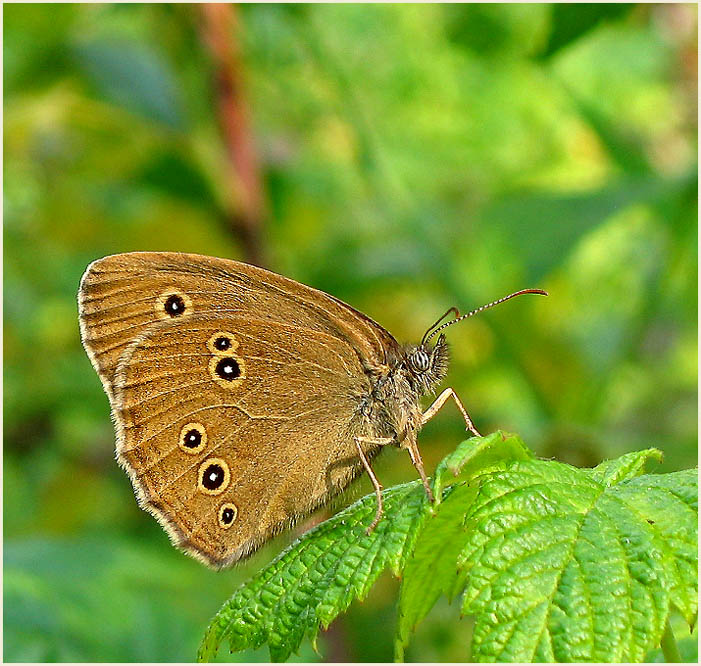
361, 334, 449, 447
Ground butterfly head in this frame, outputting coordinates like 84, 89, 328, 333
404, 288, 549, 395
404, 334, 449, 393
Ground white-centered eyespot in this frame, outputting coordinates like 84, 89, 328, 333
207, 331, 239, 355
155, 290, 193, 320
208, 355, 246, 389
197, 458, 231, 496
178, 423, 207, 454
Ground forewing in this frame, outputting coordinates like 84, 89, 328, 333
78, 252, 398, 399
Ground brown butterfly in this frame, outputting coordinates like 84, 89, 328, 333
78, 252, 546, 568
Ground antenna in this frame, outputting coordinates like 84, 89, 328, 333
420, 306, 460, 347
424, 289, 548, 344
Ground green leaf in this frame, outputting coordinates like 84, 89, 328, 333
395, 431, 533, 659
539, 4, 636, 59
590, 448, 663, 486
198, 481, 430, 662
394, 483, 478, 661
74, 41, 185, 129
615, 469, 698, 625
432, 431, 533, 503
456, 460, 698, 662
199, 434, 696, 663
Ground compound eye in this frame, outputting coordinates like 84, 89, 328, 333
410, 349, 430, 372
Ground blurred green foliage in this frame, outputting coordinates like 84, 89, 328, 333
4, 4, 697, 662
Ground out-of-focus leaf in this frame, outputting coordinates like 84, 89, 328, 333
539, 4, 636, 59
480, 175, 687, 283
645, 632, 699, 663
137, 150, 220, 214
443, 4, 549, 57
74, 41, 185, 129
3, 4, 77, 93
561, 81, 652, 174
3, 537, 225, 662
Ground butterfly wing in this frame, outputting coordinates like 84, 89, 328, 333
114, 313, 378, 566
79, 252, 397, 400
78, 253, 398, 567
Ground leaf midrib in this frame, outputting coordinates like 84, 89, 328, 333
468, 472, 603, 661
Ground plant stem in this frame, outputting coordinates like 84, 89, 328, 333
660, 618, 682, 663
199, 3, 267, 267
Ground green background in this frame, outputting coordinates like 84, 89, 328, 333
4, 4, 697, 662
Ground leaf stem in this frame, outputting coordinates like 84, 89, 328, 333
660, 618, 682, 663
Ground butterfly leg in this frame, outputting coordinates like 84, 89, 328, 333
406, 440, 435, 503
354, 436, 394, 534
422, 388, 482, 437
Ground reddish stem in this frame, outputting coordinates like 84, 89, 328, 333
200, 3, 266, 266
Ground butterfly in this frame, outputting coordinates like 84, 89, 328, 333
78, 251, 545, 568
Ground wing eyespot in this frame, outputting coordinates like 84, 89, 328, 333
197, 458, 231, 496
207, 331, 239, 355
218, 502, 238, 528
155, 290, 192, 320
209, 355, 246, 388
178, 423, 207, 454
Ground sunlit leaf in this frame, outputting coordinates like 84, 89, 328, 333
198, 482, 430, 662
458, 462, 697, 662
